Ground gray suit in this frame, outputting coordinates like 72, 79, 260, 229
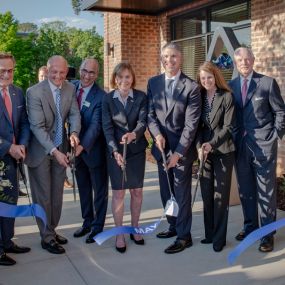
26, 79, 81, 242
148, 72, 201, 240
229, 71, 285, 235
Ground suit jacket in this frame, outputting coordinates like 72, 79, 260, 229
196, 90, 235, 155
147, 72, 201, 162
102, 89, 148, 156
229, 71, 285, 153
74, 81, 106, 168
0, 84, 30, 158
25, 79, 81, 167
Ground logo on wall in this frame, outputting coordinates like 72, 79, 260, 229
206, 27, 240, 78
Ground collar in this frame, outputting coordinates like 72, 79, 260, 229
240, 71, 253, 83
165, 70, 181, 81
113, 89, 134, 99
48, 80, 62, 92
79, 82, 94, 94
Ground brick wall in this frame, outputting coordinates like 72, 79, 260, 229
251, 0, 285, 174
104, 13, 160, 91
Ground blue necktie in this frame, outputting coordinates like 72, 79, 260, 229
53, 88, 63, 147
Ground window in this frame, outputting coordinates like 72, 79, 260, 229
171, 0, 251, 79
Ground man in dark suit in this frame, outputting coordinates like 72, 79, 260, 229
26, 55, 81, 254
229, 47, 285, 252
0, 52, 30, 266
147, 42, 201, 254
72, 58, 108, 243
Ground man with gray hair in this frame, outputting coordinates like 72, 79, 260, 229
148, 42, 201, 254
72, 58, 108, 243
229, 47, 285, 252
26, 55, 81, 254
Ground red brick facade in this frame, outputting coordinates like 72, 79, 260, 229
251, 0, 285, 174
103, 0, 285, 172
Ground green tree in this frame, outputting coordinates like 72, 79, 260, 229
0, 12, 37, 91
18, 22, 38, 33
71, 0, 83, 15
0, 13, 104, 89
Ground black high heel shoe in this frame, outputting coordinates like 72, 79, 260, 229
115, 237, 126, 253
130, 234, 145, 245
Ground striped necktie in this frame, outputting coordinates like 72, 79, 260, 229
53, 88, 63, 147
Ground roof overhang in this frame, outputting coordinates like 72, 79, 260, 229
82, 0, 195, 15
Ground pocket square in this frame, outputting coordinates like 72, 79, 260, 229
17, 105, 24, 108
255, 97, 264, 101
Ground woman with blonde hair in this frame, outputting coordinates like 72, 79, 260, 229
196, 61, 236, 252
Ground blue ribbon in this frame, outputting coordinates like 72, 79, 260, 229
0, 202, 47, 228
228, 217, 285, 265
95, 220, 161, 245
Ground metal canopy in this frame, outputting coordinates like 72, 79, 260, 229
82, 0, 195, 15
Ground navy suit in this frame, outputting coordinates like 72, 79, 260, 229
0, 85, 30, 254
148, 72, 201, 240
74, 81, 108, 232
229, 71, 285, 235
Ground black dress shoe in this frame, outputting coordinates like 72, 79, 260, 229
259, 236, 274, 252
200, 238, 212, 244
55, 234, 68, 245
18, 190, 27, 197
116, 245, 126, 253
116, 237, 126, 253
73, 227, 91, 238
41, 240, 65, 254
235, 231, 247, 241
130, 234, 145, 245
86, 231, 101, 244
156, 229, 177, 239
5, 243, 31, 254
164, 238, 193, 254
213, 243, 225, 252
0, 253, 16, 266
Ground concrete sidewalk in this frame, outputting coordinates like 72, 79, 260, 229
1, 161, 285, 285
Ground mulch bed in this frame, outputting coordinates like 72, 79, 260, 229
277, 176, 285, 211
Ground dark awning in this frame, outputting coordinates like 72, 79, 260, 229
82, 0, 195, 15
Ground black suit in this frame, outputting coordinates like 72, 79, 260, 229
148, 72, 201, 240
74, 82, 108, 232
196, 90, 235, 247
102, 89, 148, 190
229, 71, 285, 235
0, 85, 30, 254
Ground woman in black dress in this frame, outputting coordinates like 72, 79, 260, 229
102, 62, 148, 253
196, 61, 235, 252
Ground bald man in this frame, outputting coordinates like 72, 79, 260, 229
72, 58, 108, 243
26, 55, 81, 254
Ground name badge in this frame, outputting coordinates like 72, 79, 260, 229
83, 101, 90, 108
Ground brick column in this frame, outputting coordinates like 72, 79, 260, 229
251, 0, 285, 174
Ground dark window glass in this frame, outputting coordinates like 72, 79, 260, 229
210, 1, 251, 31
171, 0, 251, 79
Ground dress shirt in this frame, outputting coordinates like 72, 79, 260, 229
113, 89, 134, 108
77, 83, 94, 110
165, 69, 181, 94
239, 71, 253, 93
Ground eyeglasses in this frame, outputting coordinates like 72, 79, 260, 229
0, 69, 14, 76
81, 69, 96, 77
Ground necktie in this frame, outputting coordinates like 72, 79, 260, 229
241, 78, 248, 105
167, 79, 174, 95
165, 79, 174, 109
53, 88, 63, 147
2, 87, 12, 122
77, 88, 84, 109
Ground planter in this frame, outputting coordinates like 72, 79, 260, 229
277, 176, 285, 211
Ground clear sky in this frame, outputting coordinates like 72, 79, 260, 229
0, 0, 104, 35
